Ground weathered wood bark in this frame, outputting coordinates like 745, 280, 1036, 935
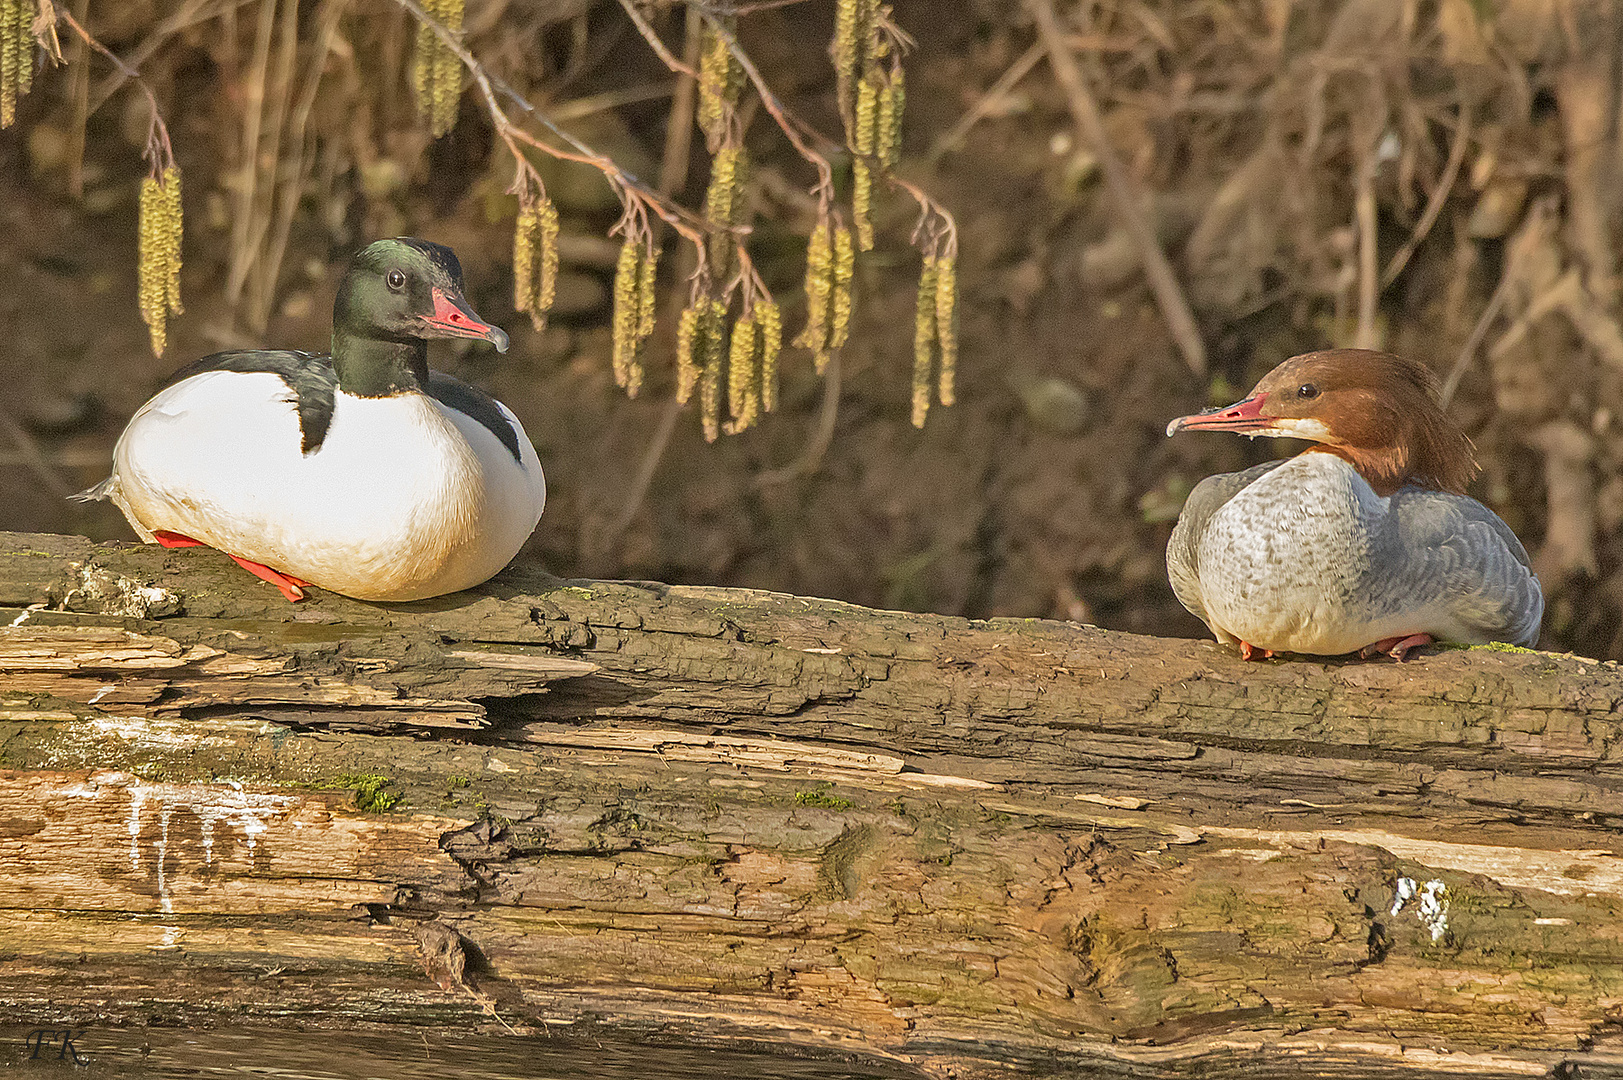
5, 529, 1623, 1077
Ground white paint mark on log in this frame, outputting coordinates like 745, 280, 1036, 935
127, 785, 146, 873
1391, 877, 1451, 940
155, 805, 174, 914
88, 715, 275, 751
120, 776, 300, 881
1419, 879, 1449, 941
1535, 917, 1573, 925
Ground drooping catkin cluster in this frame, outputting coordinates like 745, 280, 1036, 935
696, 18, 743, 150
832, 0, 876, 132
0, 0, 35, 129
834, 0, 905, 252
138, 166, 184, 358
610, 238, 660, 398
412, 0, 465, 139
756, 299, 783, 415
704, 145, 749, 230
512, 196, 560, 332
703, 143, 751, 281
721, 297, 782, 435
910, 248, 957, 427
792, 218, 855, 375
727, 316, 757, 432
674, 296, 729, 441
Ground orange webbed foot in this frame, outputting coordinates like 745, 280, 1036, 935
1238, 640, 1277, 661
1359, 633, 1435, 662
225, 554, 312, 603
153, 530, 311, 602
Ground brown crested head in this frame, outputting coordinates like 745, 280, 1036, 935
1166, 349, 1479, 496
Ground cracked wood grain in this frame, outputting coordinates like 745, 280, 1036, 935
3, 530, 1623, 1078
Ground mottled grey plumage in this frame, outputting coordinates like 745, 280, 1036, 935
1168, 452, 1542, 655
1166, 460, 1284, 634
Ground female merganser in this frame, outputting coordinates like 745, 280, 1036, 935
1165, 349, 1542, 660
73, 237, 546, 603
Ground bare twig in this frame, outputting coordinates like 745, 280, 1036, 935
1353, 139, 1379, 350
604, 6, 705, 556
1382, 104, 1471, 289
929, 41, 1044, 162
64, 0, 89, 199
0, 406, 74, 499
606, 397, 684, 544
51, 3, 175, 171
1439, 257, 1514, 410
687, 7, 835, 202
615, 0, 698, 80
87, 0, 251, 114
240, 0, 302, 330
754, 351, 841, 487
656, 5, 702, 198
225, 0, 276, 309
257, 0, 346, 334
393, 0, 709, 251
549, 82, 675, 124
1026, 0, 1206, 376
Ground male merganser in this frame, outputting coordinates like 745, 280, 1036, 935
1165, 349, 1542, 660
73, 237, 546, 603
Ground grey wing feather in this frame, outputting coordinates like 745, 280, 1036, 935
1166, 461, 1286, 631
1373, 489, 1544, 646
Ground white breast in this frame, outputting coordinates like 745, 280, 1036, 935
109, 370, 546, 601
1194, 454, 1409, 654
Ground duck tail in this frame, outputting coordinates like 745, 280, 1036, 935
68, 476, 115, 503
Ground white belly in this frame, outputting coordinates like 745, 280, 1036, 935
109, 372, 546, 601
1194, 458, 1404, 655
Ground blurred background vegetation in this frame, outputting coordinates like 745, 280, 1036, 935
0, 0, 1618, 656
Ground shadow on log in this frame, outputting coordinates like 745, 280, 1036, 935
4, 530, 1623, 1078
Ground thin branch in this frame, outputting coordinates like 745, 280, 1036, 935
1382, 103, 1472, 289
51, 2, 174, 170
0, 406, 74, 499
1026, 0, 1206, 376
929, 40, 1045, 163
1440, 256, 1515, 410
688, 7, 835, 201
605, 397, 684, 544
391, 0, 708, 250
605, 6, 703, 559
1353, 139, 1379, 350
754, 351, 841, 487
87, 0, 251, 115
616, 0, 698, 80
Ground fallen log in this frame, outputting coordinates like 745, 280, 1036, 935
3, 529, 1623, 1078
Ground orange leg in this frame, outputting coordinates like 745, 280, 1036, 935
1359, 633, 1435, 662
153, 530, 205, 548
1238, 640, 1277, 661
152, 530, 312, 603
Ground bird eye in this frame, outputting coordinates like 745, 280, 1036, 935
386, 269, 406, 291
1297, 383, 1319, 399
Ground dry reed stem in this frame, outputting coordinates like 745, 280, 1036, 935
1026, 0, 1205, 376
